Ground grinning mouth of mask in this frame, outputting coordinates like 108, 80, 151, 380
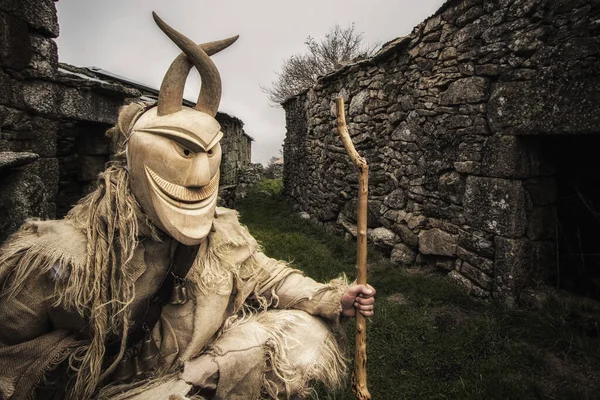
145, 166, 219, 209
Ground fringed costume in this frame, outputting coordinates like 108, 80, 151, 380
0, 12, 350, 400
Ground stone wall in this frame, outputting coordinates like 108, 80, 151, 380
0, 0, 61, 240
217, 112, 253, 186
283, 0, 600, 303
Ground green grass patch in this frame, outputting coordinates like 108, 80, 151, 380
237, 180, 600, 400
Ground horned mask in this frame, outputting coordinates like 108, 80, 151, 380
123, 12, 238, 245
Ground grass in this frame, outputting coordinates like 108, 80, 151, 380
237, 179, 600, 400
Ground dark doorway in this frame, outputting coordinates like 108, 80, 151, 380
56, 121, 112, 217
549, 135, 600, 301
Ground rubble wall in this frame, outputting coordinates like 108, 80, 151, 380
282, 0, 600, 303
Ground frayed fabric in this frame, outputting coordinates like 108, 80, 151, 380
203, 309, 348, 400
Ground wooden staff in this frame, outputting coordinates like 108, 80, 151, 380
335, 97, 371, 400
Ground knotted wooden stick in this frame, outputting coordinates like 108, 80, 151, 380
335, 97, 371, 400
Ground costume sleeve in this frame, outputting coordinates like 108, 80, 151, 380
250, 252, 348, 322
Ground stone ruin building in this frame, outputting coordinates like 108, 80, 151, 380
283, 0, 600, 304
0, 0, 253, 242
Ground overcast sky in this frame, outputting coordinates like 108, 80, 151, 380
56, 0, 445, 164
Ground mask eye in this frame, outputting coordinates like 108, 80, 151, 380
173, 141, 194, 158
207, 148, 214, 157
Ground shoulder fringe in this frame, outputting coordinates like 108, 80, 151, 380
0, 220, 87, 304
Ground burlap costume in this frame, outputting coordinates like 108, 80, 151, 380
0, 188, 348, 399
0, 13, 350, 400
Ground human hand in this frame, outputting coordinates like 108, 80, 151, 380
341, 284, 376, 318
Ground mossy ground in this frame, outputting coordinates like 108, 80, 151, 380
237, 179, 600, 400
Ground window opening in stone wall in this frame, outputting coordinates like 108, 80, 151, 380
550, 135, 600, 301
57, 121, 112, 217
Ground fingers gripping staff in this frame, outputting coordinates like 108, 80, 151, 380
336, 97, 372, 400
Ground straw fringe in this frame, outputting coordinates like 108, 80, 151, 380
215, 311, 348, 399
0, 158, 156, 399
261, 314, 347, 399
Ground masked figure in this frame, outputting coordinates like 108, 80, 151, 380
0, 13, 375, 400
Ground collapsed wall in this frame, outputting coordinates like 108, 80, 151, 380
283, 0, 600, 303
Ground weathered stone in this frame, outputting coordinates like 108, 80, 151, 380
448, 270, 489, 298
391, 243, 417, 265
488, 80, 600, 135
475, 64, 502, 76
27, 34, 58, 78
349, 90, 370, 116
508, 30, 543, 56
419, 42, 445, 57
31, 157, 59, 199
0, 11, 32, 69
21, 80, 60, 115
458, 230, 495, 259
464, 176, 527, 237
453, 17, 490, 44
481, 135, 542, 178
560, 38, 600, 61
0, 151, 38, 171
439, 46, 458, 61
419, 228, 457, 256
507, 0, 540, 18
460, 261, 492, 290
383, 209, 406, 224
439, 171, 466, 205
0, 0, 59, 37
59, 86, 126, 124
454, 161, 481, 174
0, 168, 49, 241
406, 213, 427, 230
391, 121, 417, 142
494, 236, 532, 304
424, 14, 442, 34
445, 115, 472, 129
383, 188, 406, 209
456, 246, 493, 274
2, 116, 61, 158
369, 227, 398, 249
429, 218, 460, 235
393, 223, 420, 248
440, 77, 489, 105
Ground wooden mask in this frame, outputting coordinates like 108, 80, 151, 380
126, 13, 238, 245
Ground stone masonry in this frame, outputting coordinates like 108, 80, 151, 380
283, 0, 600, 304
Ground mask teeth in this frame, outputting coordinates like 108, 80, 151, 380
147, 168, 219, 202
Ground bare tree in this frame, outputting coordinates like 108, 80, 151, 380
263, 24, 379, 105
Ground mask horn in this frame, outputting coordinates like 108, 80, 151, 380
153, 12, 238, 117
157, 36, 239, 116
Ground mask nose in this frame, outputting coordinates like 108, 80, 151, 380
184, 152, 211, 187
